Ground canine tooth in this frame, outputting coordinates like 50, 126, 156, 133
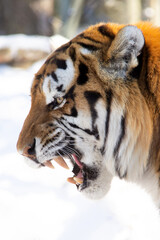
67, 177, 76, 184
63, 157, 73, 170
53, 156, 69, 169
73, 177, 83, 184
44, 161, 54, 169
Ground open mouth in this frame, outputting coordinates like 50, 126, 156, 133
23, 145, 99, 190
43, 154, 85, 187
43, 153, 99, 191
22, 143, 86, 187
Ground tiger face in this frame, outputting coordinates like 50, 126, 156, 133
17, 23, 153, 199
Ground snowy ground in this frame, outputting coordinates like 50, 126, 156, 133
0, 35, 160, 240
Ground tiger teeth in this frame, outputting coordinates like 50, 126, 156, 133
67, 177, 83, 185
53, 156, 69, 169
44, 156, 69, 170
67, 177, 76, 185
44, 161, 54, 169
73, 177, 83, 184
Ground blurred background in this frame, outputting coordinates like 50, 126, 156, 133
1, 0, 160, 67
0, 0, 160, 240
1, 0, 160, 38
1, 0, 160, 37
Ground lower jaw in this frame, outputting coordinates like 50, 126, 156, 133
36, 154, 99, 189
77, 180, 89, 191
37, 154, 84, 186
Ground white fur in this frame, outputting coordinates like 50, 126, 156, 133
55, 58, 74, 91
80, 48, 91, 55
94, 100, 107, 148
24, 156, 40, 169
42, 75, 56, 104
105, 101, 125, 175
139, 169, 160, 207
120, 26, 144, 55
43, 58, 75, 105
64, 109, 91, 130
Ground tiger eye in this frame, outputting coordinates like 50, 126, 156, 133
57, 97, 63, 104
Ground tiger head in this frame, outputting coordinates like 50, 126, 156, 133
17, 23, 152, 199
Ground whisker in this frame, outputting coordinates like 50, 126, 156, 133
58, 149, 71, 160
57, 150, 64, 159
65, 146, 81, 159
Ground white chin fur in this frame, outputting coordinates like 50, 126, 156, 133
81, 167, 113, 200
24, 157, 40, 169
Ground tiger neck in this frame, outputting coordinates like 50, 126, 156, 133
138, 42, 160, 175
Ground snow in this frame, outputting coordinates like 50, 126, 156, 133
0, 35, 160, 240
50, 34, 69, 50
0, 34, 51, 54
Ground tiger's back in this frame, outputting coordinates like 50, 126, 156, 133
17, 22, 160, 206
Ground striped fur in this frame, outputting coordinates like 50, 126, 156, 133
17, 22, 160, 205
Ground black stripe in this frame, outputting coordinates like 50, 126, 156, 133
45, 54, 58, 65
84, 91, 101, 106
68, 122, 99, 140
69, 46, 76, 62
42, 133, 60, 149
77, 62, 88, 85
59, 120, 82, 138
44, 138, 66, 154
84, 91, 101, 127
71, 107, 78, 117
41, 126, 56, 144
77, 42, 99, 51
56, 84, 63, 92
47, 123, 54, 127
84, 91, 101, 140
98, 25, 115, 39
65, 85, 75, 100
45, 51, 68, 65
78, 34, 102, 44
50, 137, 67, 150
51, 71, 58, 82
92, 126, 100, 140
64, 106, 78, 117
32, 76, 42, 94
100, 89, 112, 155
32, 83, 39, 94
113, 115, 126, 157
52, 59, 67, 69
36, 74, 43, 80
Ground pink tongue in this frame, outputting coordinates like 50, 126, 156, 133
67, 154, 83, 185
76, 170, 83, 178
72, 154, 83, 169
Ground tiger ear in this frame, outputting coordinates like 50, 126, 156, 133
107, 25, 144, 76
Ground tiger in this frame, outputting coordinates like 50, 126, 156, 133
17, 22, 160, 207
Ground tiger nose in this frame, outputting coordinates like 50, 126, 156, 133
22, 139, 36, 159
